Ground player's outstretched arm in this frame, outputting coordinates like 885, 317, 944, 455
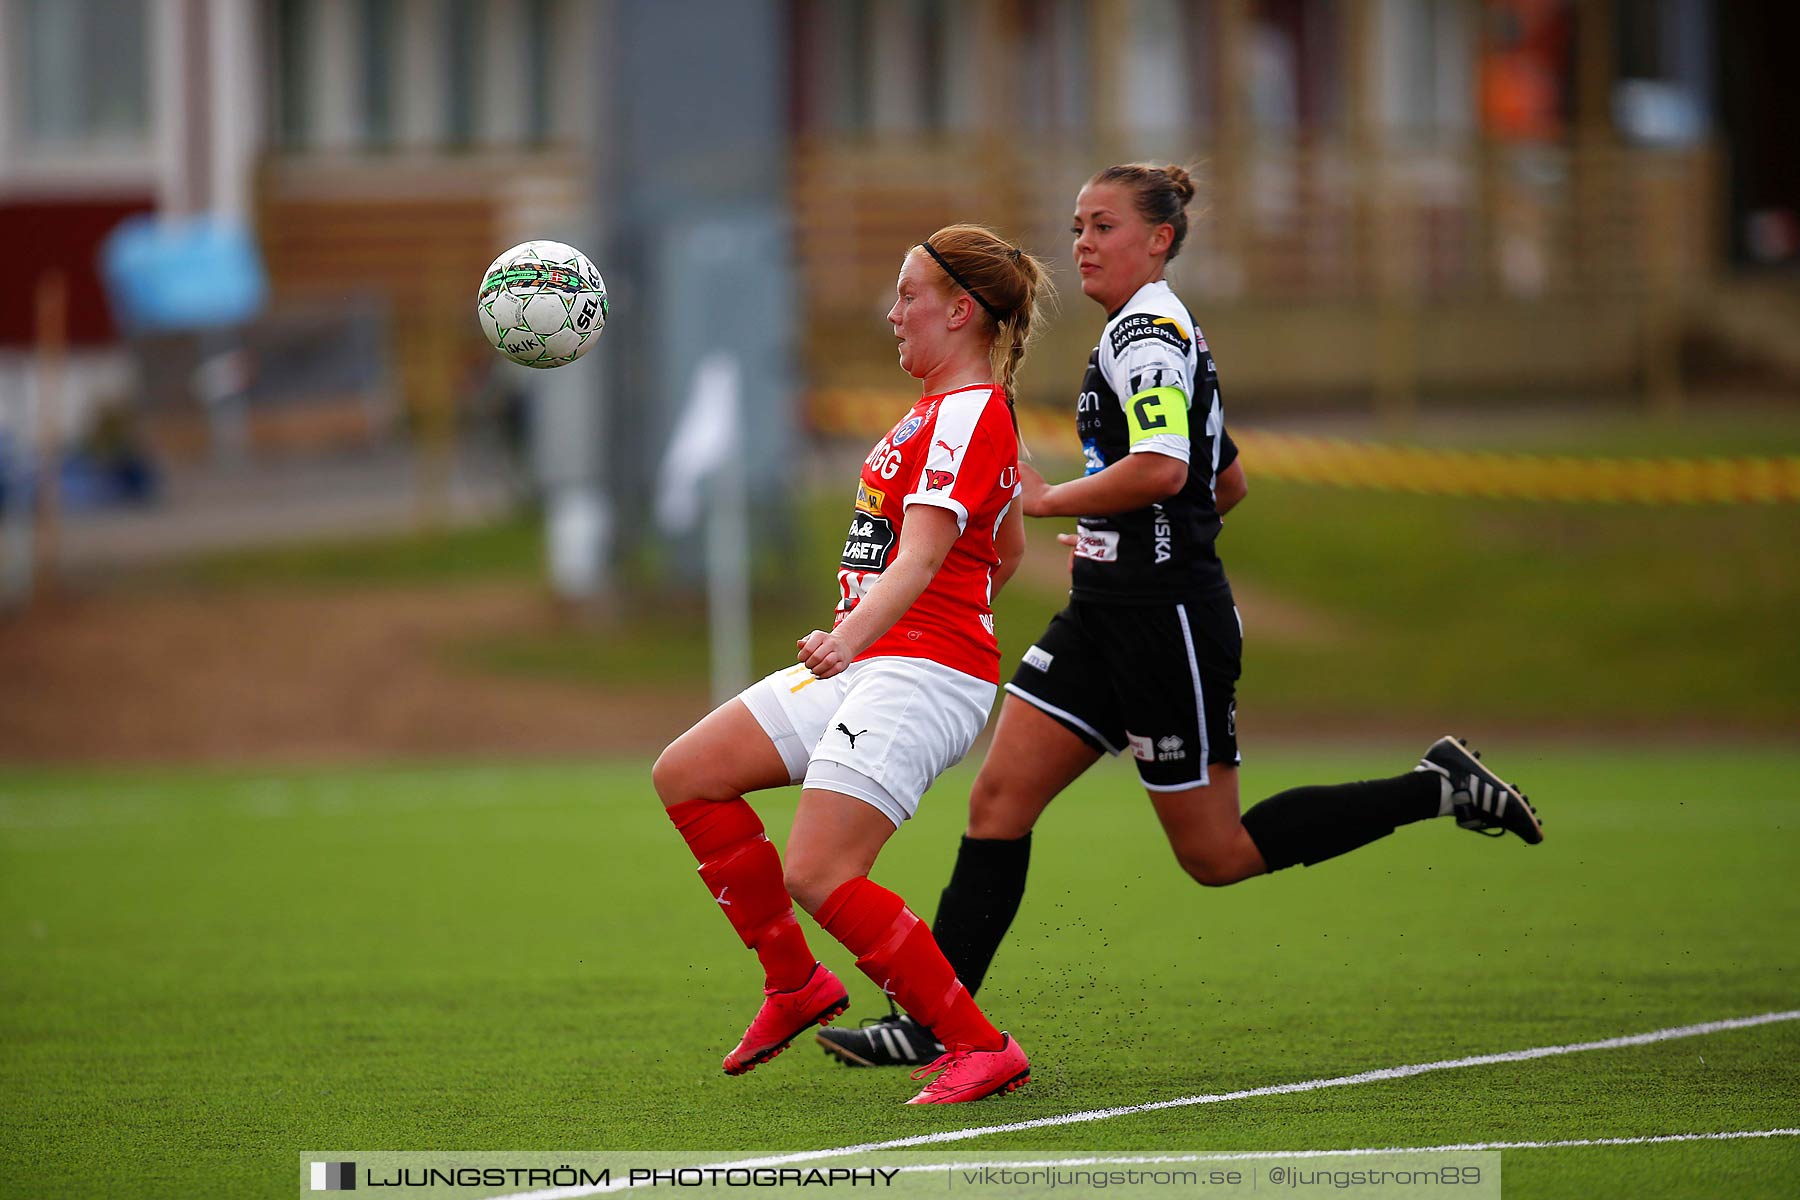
797, 505, 961, 678
1019, 452, 1185, 519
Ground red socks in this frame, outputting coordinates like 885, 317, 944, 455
668, 803, 1000, 1048
817, 876, 1002, 1052
667, 797, 815, 992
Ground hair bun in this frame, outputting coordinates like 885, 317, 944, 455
1163, 164, 1196, 205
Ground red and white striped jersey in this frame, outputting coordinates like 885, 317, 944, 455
836, 385, 1021, 683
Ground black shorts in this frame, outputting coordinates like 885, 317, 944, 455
1005, 594, 1242, 790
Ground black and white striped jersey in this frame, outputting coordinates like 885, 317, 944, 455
1069, 280, 1236, 604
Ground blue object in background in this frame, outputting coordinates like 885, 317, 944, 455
58, 451, 158, 512
0, 433, 158, 516
0, 430, 15, 514
99, 214, 268, 334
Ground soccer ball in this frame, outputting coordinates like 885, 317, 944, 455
477, 240, 608, 368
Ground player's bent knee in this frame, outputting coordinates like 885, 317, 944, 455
651, 740, 717, 806
649, 744, 684, 805
1180, 860, 1241, 888
1176, 847, 1257, 888
965, 774, 1040, 841
966, 810, 1036, 840
782, 860, 848, 917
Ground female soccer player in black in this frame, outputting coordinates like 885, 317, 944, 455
820, 163, 1542, 1068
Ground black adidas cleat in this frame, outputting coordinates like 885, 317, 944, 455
1415, 735, 1543, 845
817, 1010, 943, 1068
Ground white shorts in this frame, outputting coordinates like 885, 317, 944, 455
738, 656, 996, 827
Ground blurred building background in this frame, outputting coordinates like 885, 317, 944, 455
0, 0, 1796, 602
789, 0, 1800, 426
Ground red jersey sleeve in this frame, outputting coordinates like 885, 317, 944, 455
903, 387, 1013, 532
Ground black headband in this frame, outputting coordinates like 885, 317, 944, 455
919, 241, 1005, 322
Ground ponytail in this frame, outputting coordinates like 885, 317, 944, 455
917, 226, 1055, 433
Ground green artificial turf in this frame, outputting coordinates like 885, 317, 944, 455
3, 747, 1797, 1198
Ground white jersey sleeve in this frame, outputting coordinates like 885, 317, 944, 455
1098, 308, 1199, 465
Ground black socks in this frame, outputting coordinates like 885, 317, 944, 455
930, 832, 1032, 997
929, 773, 1442, 997
1241, 771, 1442, 872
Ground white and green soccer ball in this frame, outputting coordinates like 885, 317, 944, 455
477, 240, 608, 368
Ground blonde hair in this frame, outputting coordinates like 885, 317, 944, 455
916, 224, 1054, 412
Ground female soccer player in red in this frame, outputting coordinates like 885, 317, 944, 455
821, 164, 1542, 1069
652, 225, 1051, 1104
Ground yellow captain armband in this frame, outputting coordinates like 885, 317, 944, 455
1125, 386, 1188, 444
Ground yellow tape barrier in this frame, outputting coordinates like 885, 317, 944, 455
1231, 431, 1800, 505
810, 390, 1800, 506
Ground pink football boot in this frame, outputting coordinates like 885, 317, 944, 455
905, 1034, 1030, 1104
722, 962, 850, 1076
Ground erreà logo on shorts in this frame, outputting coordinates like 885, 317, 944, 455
1128, 733, 1186, 762
310, 1162, 356, 1191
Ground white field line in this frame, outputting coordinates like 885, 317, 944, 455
490, 1008, 1800, 1200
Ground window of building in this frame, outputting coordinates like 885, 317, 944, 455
13, 0, 151, 148
443, 0, 479, 148
266, 0, 578, 154
1016, 0, 1090, 136
525, 0, 553, 145
1118, 0, 1191, 135
1247, 0, 1345, 135
1614, 0, 1709, 145
272, 0, 309, 147
792, 0, 989, 137
359, 0, 397, 147
1378, 0, 1475, 136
